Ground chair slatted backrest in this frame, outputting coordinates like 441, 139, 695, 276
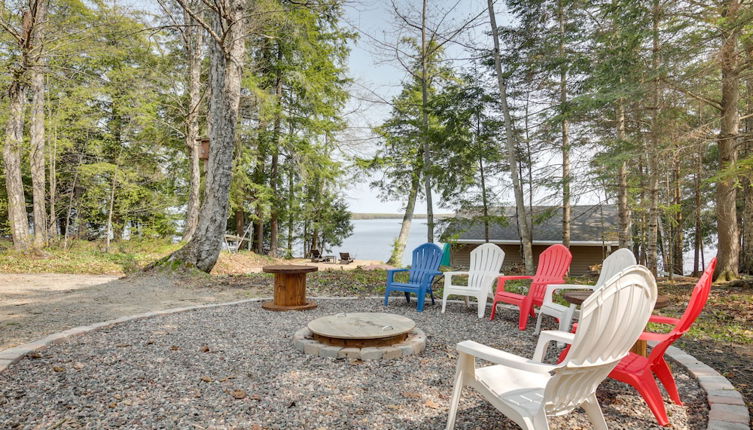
647, 258, 716, 362
340, 252, 351, 260
311, 249, 321, 258
528, 244, 572, 303
595, 248, 637, 288
468, 243, 505, 296
543, 266, 657, 414
408, 243, 444, 285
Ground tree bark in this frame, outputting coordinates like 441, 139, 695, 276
672, 159, 684, 275
164, 0, 248, 273
420, 0, 434, 243
3, 77, 30, 251
269, 51, 283, 257
182, 5, 204, 242
487, 0, 534, 272
29, 0, 48, 249
388, 163, 421, 266
715, 0, 741, 281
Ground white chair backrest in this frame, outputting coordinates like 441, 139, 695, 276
468, 243, 505, 292
543, 265, 657, 414
594, 248, 637, 288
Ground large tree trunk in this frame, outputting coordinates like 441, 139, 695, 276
420, 0, 434, 243
3, 77, 30, 251
182, 5, 204, 242
388, 163, 421, 266
715, 0, 741, 281
164, 0, 248, 273
487, 0, 534, 272
29, 0, 48, 249
741, 77, 753, 274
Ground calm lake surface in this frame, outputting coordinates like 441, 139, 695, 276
337, 218, 429, 266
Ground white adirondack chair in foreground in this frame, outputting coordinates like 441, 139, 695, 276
441, 243, 505, 318
534, 248, 637, 335
446, 266, 657, 430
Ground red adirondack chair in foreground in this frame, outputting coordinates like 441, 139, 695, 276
489, 244, 572, 330
607, 258, 717, 426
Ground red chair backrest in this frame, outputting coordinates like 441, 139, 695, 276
529, 244, 573, 304
648, 258, 716, 362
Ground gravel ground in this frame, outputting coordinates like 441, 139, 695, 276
0, 298, 707, 429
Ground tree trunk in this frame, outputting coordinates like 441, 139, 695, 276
420, 0, 434, 243
693, 140, 703, 276
646, 0, 661, 276
616, 97, 632, 248
164, 0, 248, 273
388, 163, 421, 266
672, 159, 684, 275
741, 76, 753, 274
558, 0, 571, 248
29, 0, 48, 249
269, 55, 283, 257
182, 5, 204, 242
3, 77, 30, 251
715, 0, 741, 281
105, 173, 117, 253
487, 0, 534, 272
48, 118, 57, 240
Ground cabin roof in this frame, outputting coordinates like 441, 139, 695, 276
442, 205, 620, 246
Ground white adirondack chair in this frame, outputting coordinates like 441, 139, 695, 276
446, 266, 657, 430
441, 243, 505, 318
534, 248, 637, 335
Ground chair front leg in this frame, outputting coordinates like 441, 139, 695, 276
582, 393, 608, 430
446, 352, 474, 430
476, 292, 487, 318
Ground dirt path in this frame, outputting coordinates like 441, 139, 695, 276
0, 273, 261, 350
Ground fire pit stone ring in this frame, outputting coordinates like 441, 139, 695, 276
293, 312, 426, 360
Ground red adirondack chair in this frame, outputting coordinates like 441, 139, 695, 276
489, 244, 572, 330
608, 258, 717, 426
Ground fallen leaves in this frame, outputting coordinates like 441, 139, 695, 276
52, 366, 65, 372
228, 389, 247, 400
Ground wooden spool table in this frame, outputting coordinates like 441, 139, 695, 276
261, 265, 318, 311
307, 313, 415, 348
562, 290, 671, 357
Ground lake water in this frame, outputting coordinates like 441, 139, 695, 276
336, 218, 430, 266
334, 218, 715, 274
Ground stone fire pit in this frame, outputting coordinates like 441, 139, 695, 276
293, 312, 426, 360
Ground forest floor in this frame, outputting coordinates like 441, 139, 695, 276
0, 239, 384, 276
0, 267, 750, 425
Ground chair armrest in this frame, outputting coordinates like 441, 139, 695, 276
387, 268, 409, 283
542, 284, 593, 307
532, 330, 576, 362
495, 275, 534, 294
648, 315, 681, 326
444, 271, 469, 287
457, 340, 555, 374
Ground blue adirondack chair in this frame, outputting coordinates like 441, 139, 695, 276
384, 243, 444, 312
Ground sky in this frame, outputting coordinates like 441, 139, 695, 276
338, 0, 497, 214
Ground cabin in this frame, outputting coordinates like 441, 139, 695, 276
442, 205, 620, 276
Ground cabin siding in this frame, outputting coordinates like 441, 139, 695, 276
449, 243, 612, 276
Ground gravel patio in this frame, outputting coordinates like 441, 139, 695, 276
0, 298, 707, 429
